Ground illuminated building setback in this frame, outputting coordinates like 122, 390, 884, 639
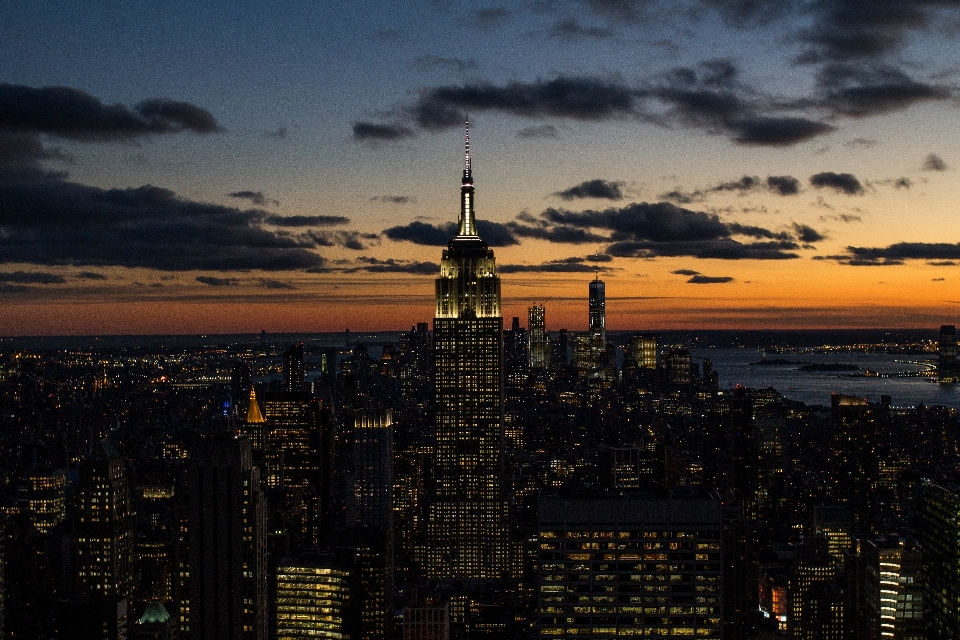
424, 124, 508, 579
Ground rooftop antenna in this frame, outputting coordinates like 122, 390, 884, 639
464, 118, 471, 180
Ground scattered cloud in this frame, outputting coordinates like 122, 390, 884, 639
344, 257, 438, 274
822, 242, 960, 266
0, 270, 65, 284
548, 17, 614, 39
844, 137, 877, 148
929, 261, 956, 266
0, 83, 221, 141
500, 256, 614, 273
767, 175, 801, 196
383, 219, 519, 246
672, 269, 700, 276
412, 54, 479, 72
689, 274, 735, 284
263, 126, 287, 139
516, 124, 558, 139
258, 278, 296, 289
352, 122, 414, 141
264, 214, 350, 227
372, 195, 415, 204
0, 169, 327, 271
554, 178, 624, 201
474, 7, 510, 26
792, 222, 825, 243
229, 190, 279, 207
196, 276, 238, 286
814, 63, 949, 118
76, 271, 107, 280
922, 153, 949, 171
810, 171, 865, 195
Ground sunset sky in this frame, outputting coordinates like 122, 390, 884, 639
2, 1, 960, 335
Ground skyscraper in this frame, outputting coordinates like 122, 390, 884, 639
939, 325, 957, 382
528, 305, 549, 369
179, 432, 267, 639
424, 124, 507, 579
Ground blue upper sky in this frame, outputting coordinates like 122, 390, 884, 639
2, 1, 960, 333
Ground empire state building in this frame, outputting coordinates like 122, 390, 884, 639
424, 125, 508, 579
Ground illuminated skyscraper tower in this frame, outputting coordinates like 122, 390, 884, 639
588, 274, 607, 377
425, 124, 507, 579
528, 305, 549, 369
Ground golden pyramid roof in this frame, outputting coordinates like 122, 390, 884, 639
246, 387, 266, 423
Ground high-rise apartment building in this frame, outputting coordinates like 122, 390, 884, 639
537, 492, 723, 638
528, 305, 549, 369
424, 124, 507, 579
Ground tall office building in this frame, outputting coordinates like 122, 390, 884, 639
275, 551, 350, 640
75, 438, 133, 602
538, 492, 723, 638
283, 343, 306, 392
628, 333, 657, 370
179, 432, 267, 640
424, 124, 507, 579
528, 305, 549, 369
264, 391, 331, 546
27, 468, 66, 534
922, 480, 960, 639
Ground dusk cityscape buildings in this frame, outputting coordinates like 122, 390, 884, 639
5, 135, 960, 640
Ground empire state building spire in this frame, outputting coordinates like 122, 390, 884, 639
458, 121, 479, 238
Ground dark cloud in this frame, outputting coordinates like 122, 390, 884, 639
412, 55, 479, 72
929, 261, 956, 266
344, 257, 438, 274
767, 175, 801, 196
932, 277, 946, 281
0, 84, 221, 141
372, 195, 415, 204
815, 64, 949, 117
548, 17, 615, 38
259, 278, 296, 290
537, 201, 800, 259
894, 177, 912, 189
229, 190, 279, 207
822, 242, 960, 266
0, 270, 65, 284
792, 222, 825, 243
411, 76, 637, 130
383, 220, 452, 245
352, 122, 415, 141
264, 127, 287, 139
672, 269, 700, 276
76, 271, 107, 280
516, 124, 558, 139
264, 214, 349, 227
508, 222, 609, 244
0, 169, 326, 271
554, 178, 625, 201
607, 239, 799, 260
810, 171, 865, 195
0, 132, 69, 164
500, 256, 613, 273
383, 220, 519, 246
922, 153, 949, 171
196, 276, 238, 286
798, 0, 955, 63
649, 61, 835, 146
688, 274, 735, 284
304, 230, 379, 250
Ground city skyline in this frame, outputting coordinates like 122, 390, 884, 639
3, 1, 960, 335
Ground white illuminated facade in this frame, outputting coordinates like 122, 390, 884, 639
424, 124, 508, 579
